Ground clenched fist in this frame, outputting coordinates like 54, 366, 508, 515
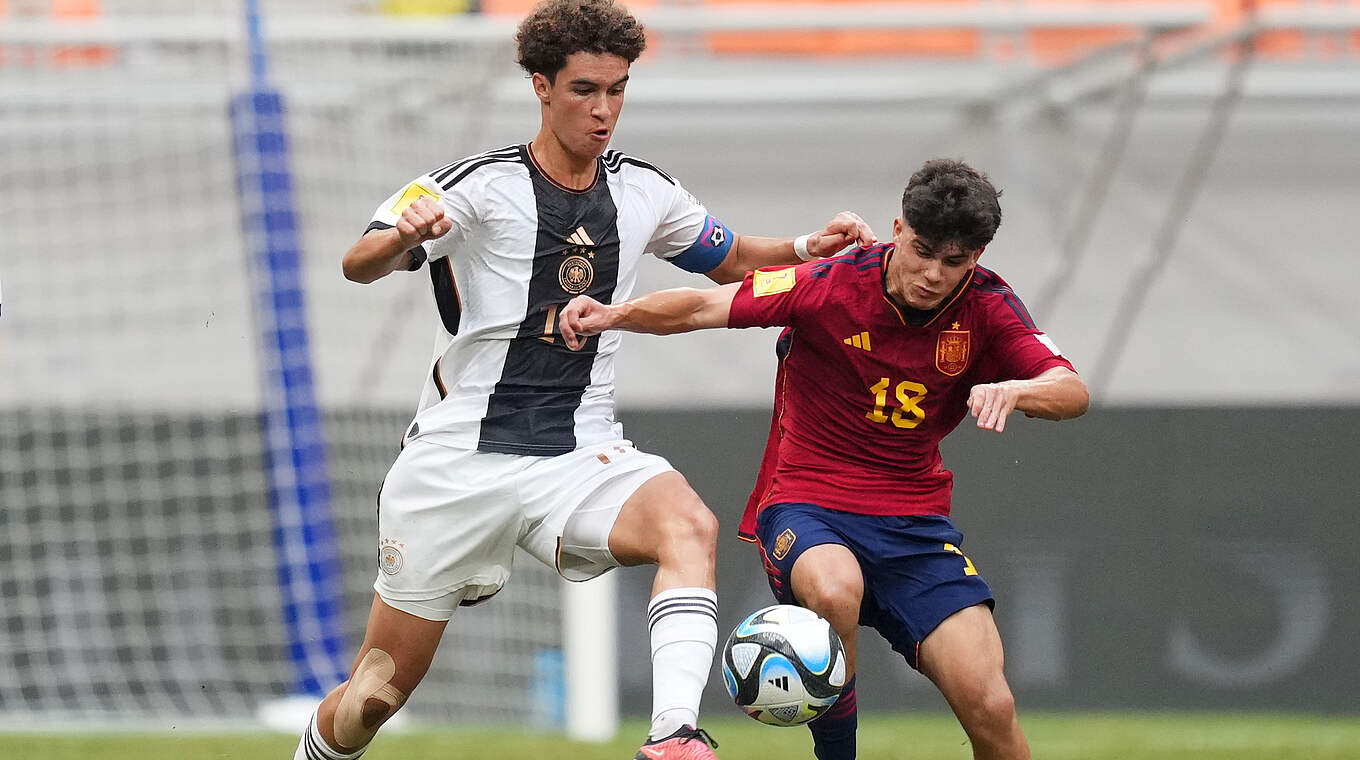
396, 197, 453, 249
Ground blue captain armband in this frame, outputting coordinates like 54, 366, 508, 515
668, 215, 734, 273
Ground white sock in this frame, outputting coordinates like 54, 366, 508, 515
295, 712, 367, 760
646, 586, 718, 740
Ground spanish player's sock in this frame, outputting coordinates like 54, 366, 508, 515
808, 674, 857, 760
294, 712, 367, 760
645, 586, 718, 740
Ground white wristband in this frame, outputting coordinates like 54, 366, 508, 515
793, 233, 813, 261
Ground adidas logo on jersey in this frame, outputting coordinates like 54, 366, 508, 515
843, 332, 872, 351
567, 226, 594, 246
566, 226, 596, 257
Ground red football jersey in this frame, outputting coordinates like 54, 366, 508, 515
728, 244, 1075, 539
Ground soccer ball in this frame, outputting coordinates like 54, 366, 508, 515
721, 604, 846, 727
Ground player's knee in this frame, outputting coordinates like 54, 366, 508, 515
979, 685, 1016, 724
960, 680, 1017, 735
804, 590, 860, 632
333, 648, 409, 751
795, 569, 862, 628
663, 496, 719, 552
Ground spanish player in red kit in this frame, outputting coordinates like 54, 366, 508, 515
559, 159, 1089, 760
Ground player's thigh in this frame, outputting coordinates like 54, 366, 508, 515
605, 471, 716, 567
755, 504, 863, 617
375, 440, 527, 619
916, 604, 1012, 712
854, 515, 994, 670
514, 440, 688, 577
789, 545, 863, 628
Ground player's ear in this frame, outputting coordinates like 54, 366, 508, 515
892, 216, 904, 239
531, 72, 553, 104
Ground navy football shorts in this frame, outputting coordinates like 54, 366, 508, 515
754, 502, 995, 670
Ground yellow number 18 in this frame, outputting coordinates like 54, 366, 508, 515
865, 377, 928, 429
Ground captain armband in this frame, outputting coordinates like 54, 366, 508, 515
667, 215, 735, 274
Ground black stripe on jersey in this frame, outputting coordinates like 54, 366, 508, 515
432, 145, 520, 186
986, 289, 1037, 328
429, 257, 462, 335
364, 221, 427, 270
1004, 296, 1037, 327
477, 150, 622, 456
437, 151, 524, 192
855, 244, 888, 270
603, 150, 675, 184
972, 268, 1038, 328
809, 247, 882, 279
432, 357, 448, 400
775, 327, 794, 360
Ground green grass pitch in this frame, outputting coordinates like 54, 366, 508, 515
7, 713, 1359, 759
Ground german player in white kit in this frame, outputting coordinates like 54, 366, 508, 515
292, 2, 875, 759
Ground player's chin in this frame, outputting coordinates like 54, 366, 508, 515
585, 131, 611, 152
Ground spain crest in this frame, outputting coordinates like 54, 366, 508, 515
936, 328, 971, 376
772, 528, 797, 561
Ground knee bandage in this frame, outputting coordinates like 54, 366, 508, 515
334, 648, 408, 750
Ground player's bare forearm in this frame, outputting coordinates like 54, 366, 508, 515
616, 284, 736, 333
704, 212, 877, 284
343, 228, 415, 284
345, 196, 452, 284
969, 367, 1088, 433
560, 284, 738, 350
1014, 367, 1090, 421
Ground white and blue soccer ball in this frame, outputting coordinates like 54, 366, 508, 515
721, 604, 846, 727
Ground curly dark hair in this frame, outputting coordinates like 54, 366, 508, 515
901, 158, 1002, 252
516, 0, 648, 80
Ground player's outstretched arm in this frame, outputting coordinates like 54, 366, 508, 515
967, 366, 1090, 433
344, 197, 453, 283
559, 283, 740, 350
704, 211, 878, 284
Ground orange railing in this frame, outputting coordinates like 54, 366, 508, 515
0, 0, 114, 66
469, 0, 1360, 62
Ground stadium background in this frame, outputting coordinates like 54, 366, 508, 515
1, 0, 1357, 740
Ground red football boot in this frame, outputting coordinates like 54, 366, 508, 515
633, 725, 719, 760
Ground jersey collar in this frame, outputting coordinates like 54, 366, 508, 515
523, 143, 601, 194
879, 244, 976, 329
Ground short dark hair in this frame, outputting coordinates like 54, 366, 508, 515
515, 0, 648, 80
901, 158, 1002, 252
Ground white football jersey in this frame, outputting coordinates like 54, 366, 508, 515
367, 144, 733, 456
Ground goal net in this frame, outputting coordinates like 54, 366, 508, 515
0, 2, 571, 729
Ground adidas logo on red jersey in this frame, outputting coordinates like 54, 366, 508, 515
842, 332, 872, 351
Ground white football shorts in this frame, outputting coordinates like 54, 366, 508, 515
372, 437, 674, 621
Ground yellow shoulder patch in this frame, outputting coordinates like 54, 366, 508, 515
390, 182, 440, 215
752, 267, 796, 297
